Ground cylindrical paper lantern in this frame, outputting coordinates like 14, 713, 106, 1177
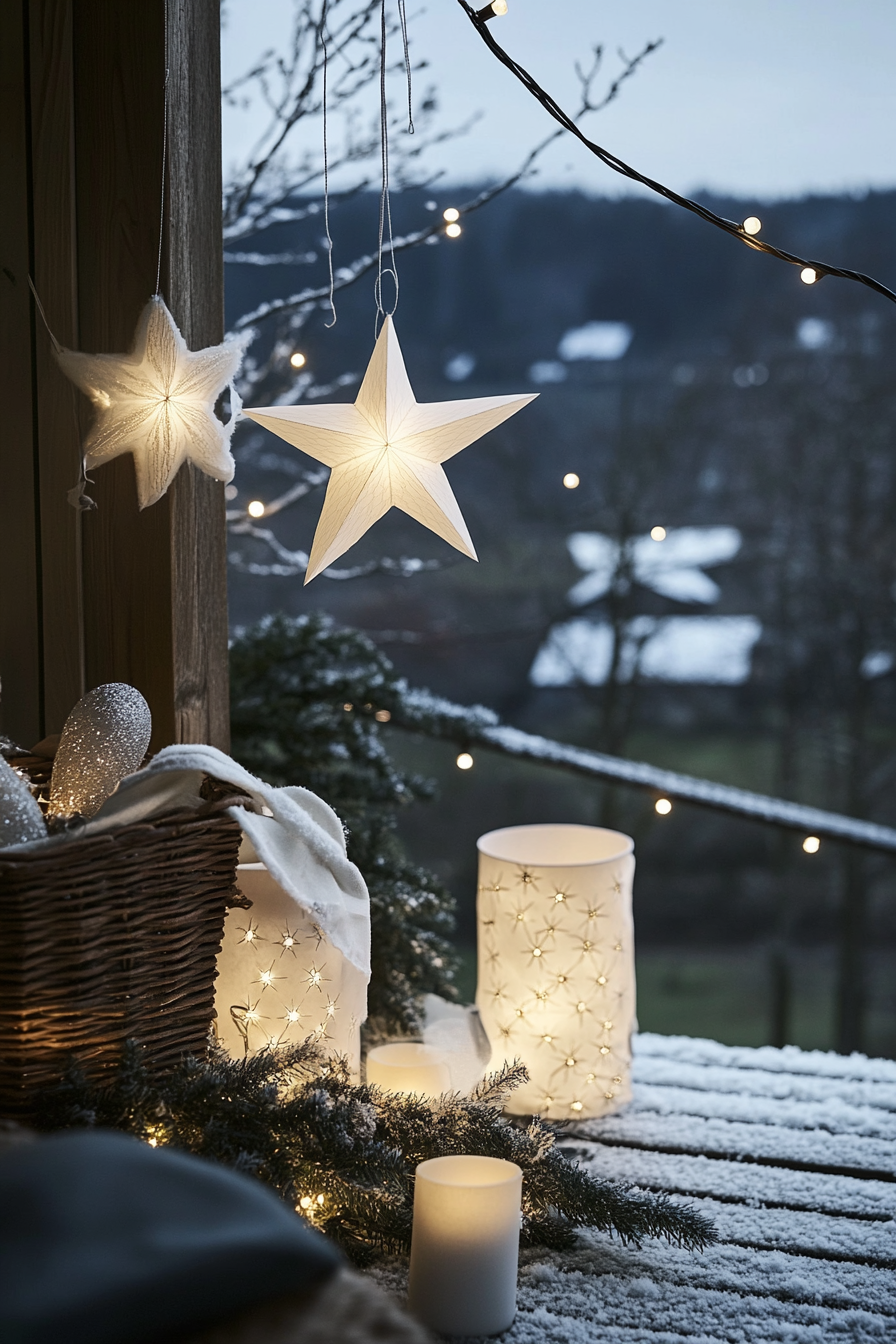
365, 1043, 451, 1097
476, 824, 635, 1120
214, 863, 366, 1076
407, 1155, 522, 1337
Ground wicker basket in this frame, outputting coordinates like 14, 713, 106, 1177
0, 757, 249, 1119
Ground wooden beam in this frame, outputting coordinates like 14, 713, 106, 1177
0, 0, 229, 751
73, 0, 178, 749
30, 0, 85, 736
0, 1, 43, 746
166, 0, 230, 750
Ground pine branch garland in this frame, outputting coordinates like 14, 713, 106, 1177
37, 1041, 715, 1261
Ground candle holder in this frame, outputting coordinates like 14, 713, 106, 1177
476, 823, 636, 1120
365, 1042, 451, 1097
214, 863, 367, 1077
408, 1155, 522, 1337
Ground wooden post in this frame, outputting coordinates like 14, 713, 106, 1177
0, 0, 229, 752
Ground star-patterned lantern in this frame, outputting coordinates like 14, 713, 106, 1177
213, 863, 366, 1076
475, 824, 636, 1120
56, 296, 247, 509
244, 316, 536, 581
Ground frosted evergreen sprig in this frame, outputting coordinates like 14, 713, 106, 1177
40, 1041, 715, 1260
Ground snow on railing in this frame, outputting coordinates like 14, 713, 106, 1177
392, 688, 896, 856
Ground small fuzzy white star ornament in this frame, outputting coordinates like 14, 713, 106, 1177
56, 296, 247, 509
244, 317, 536, 582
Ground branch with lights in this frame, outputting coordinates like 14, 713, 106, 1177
459, 0, 896, 305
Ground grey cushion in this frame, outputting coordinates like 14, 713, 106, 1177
0, 1130, 341, 1344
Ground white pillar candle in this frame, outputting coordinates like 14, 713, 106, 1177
408, 1156, 522, 1337
365, 1043, 451, 1098
476, 823, 636, 1120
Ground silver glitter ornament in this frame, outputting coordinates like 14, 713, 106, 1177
0, 753, 47, 847
49, 683, 152, 820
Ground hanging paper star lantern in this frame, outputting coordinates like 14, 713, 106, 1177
56, 297, 247, 509
244, 317, 536, 582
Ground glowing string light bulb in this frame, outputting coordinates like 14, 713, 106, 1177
742, 216, 762, 236
655, 798, 672, 815
290, 351, 307, 369
247, 500, 265, 518
563, 473, 580, 489
456, 752, 474, 770
442, 207, 462, 239
803, 835, 820, 854
476, 0, 508, 17
800, 267, 818, 285
650, 525, 666, 540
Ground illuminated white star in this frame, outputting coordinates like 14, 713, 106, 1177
56, 296, 246, 509
244, 317, 536, 581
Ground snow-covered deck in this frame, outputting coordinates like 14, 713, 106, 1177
531, 1033, 896, 1342
375, 1033, 896, 1341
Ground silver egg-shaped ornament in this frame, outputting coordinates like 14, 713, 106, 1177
0, 753, 47, 846
49, 683, 152, 820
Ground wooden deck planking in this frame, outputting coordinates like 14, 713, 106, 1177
562, 1141, 896, 1219
371, 1033, 896, 1339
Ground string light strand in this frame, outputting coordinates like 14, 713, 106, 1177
456, 0, 896, 306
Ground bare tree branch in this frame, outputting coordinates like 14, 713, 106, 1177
226, 469, 329, 524
228, 521, 457, 581
228, 38, 661, 332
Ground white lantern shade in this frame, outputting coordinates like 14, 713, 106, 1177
407, 1155, 522, 1337
476, 824, 635, 1120
214, 863, 366, 1075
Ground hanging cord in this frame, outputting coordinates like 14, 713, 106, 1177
154, 0, 170, 297
374, 0, 416, 329
321, 0, 337, 327
397, 0, 414, 134
374, 0, 397, 327
27, 277, 62, 356
27, 278, 96, 511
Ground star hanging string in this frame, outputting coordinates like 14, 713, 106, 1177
244, 317, 536, 582
56, 296, 248, 509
